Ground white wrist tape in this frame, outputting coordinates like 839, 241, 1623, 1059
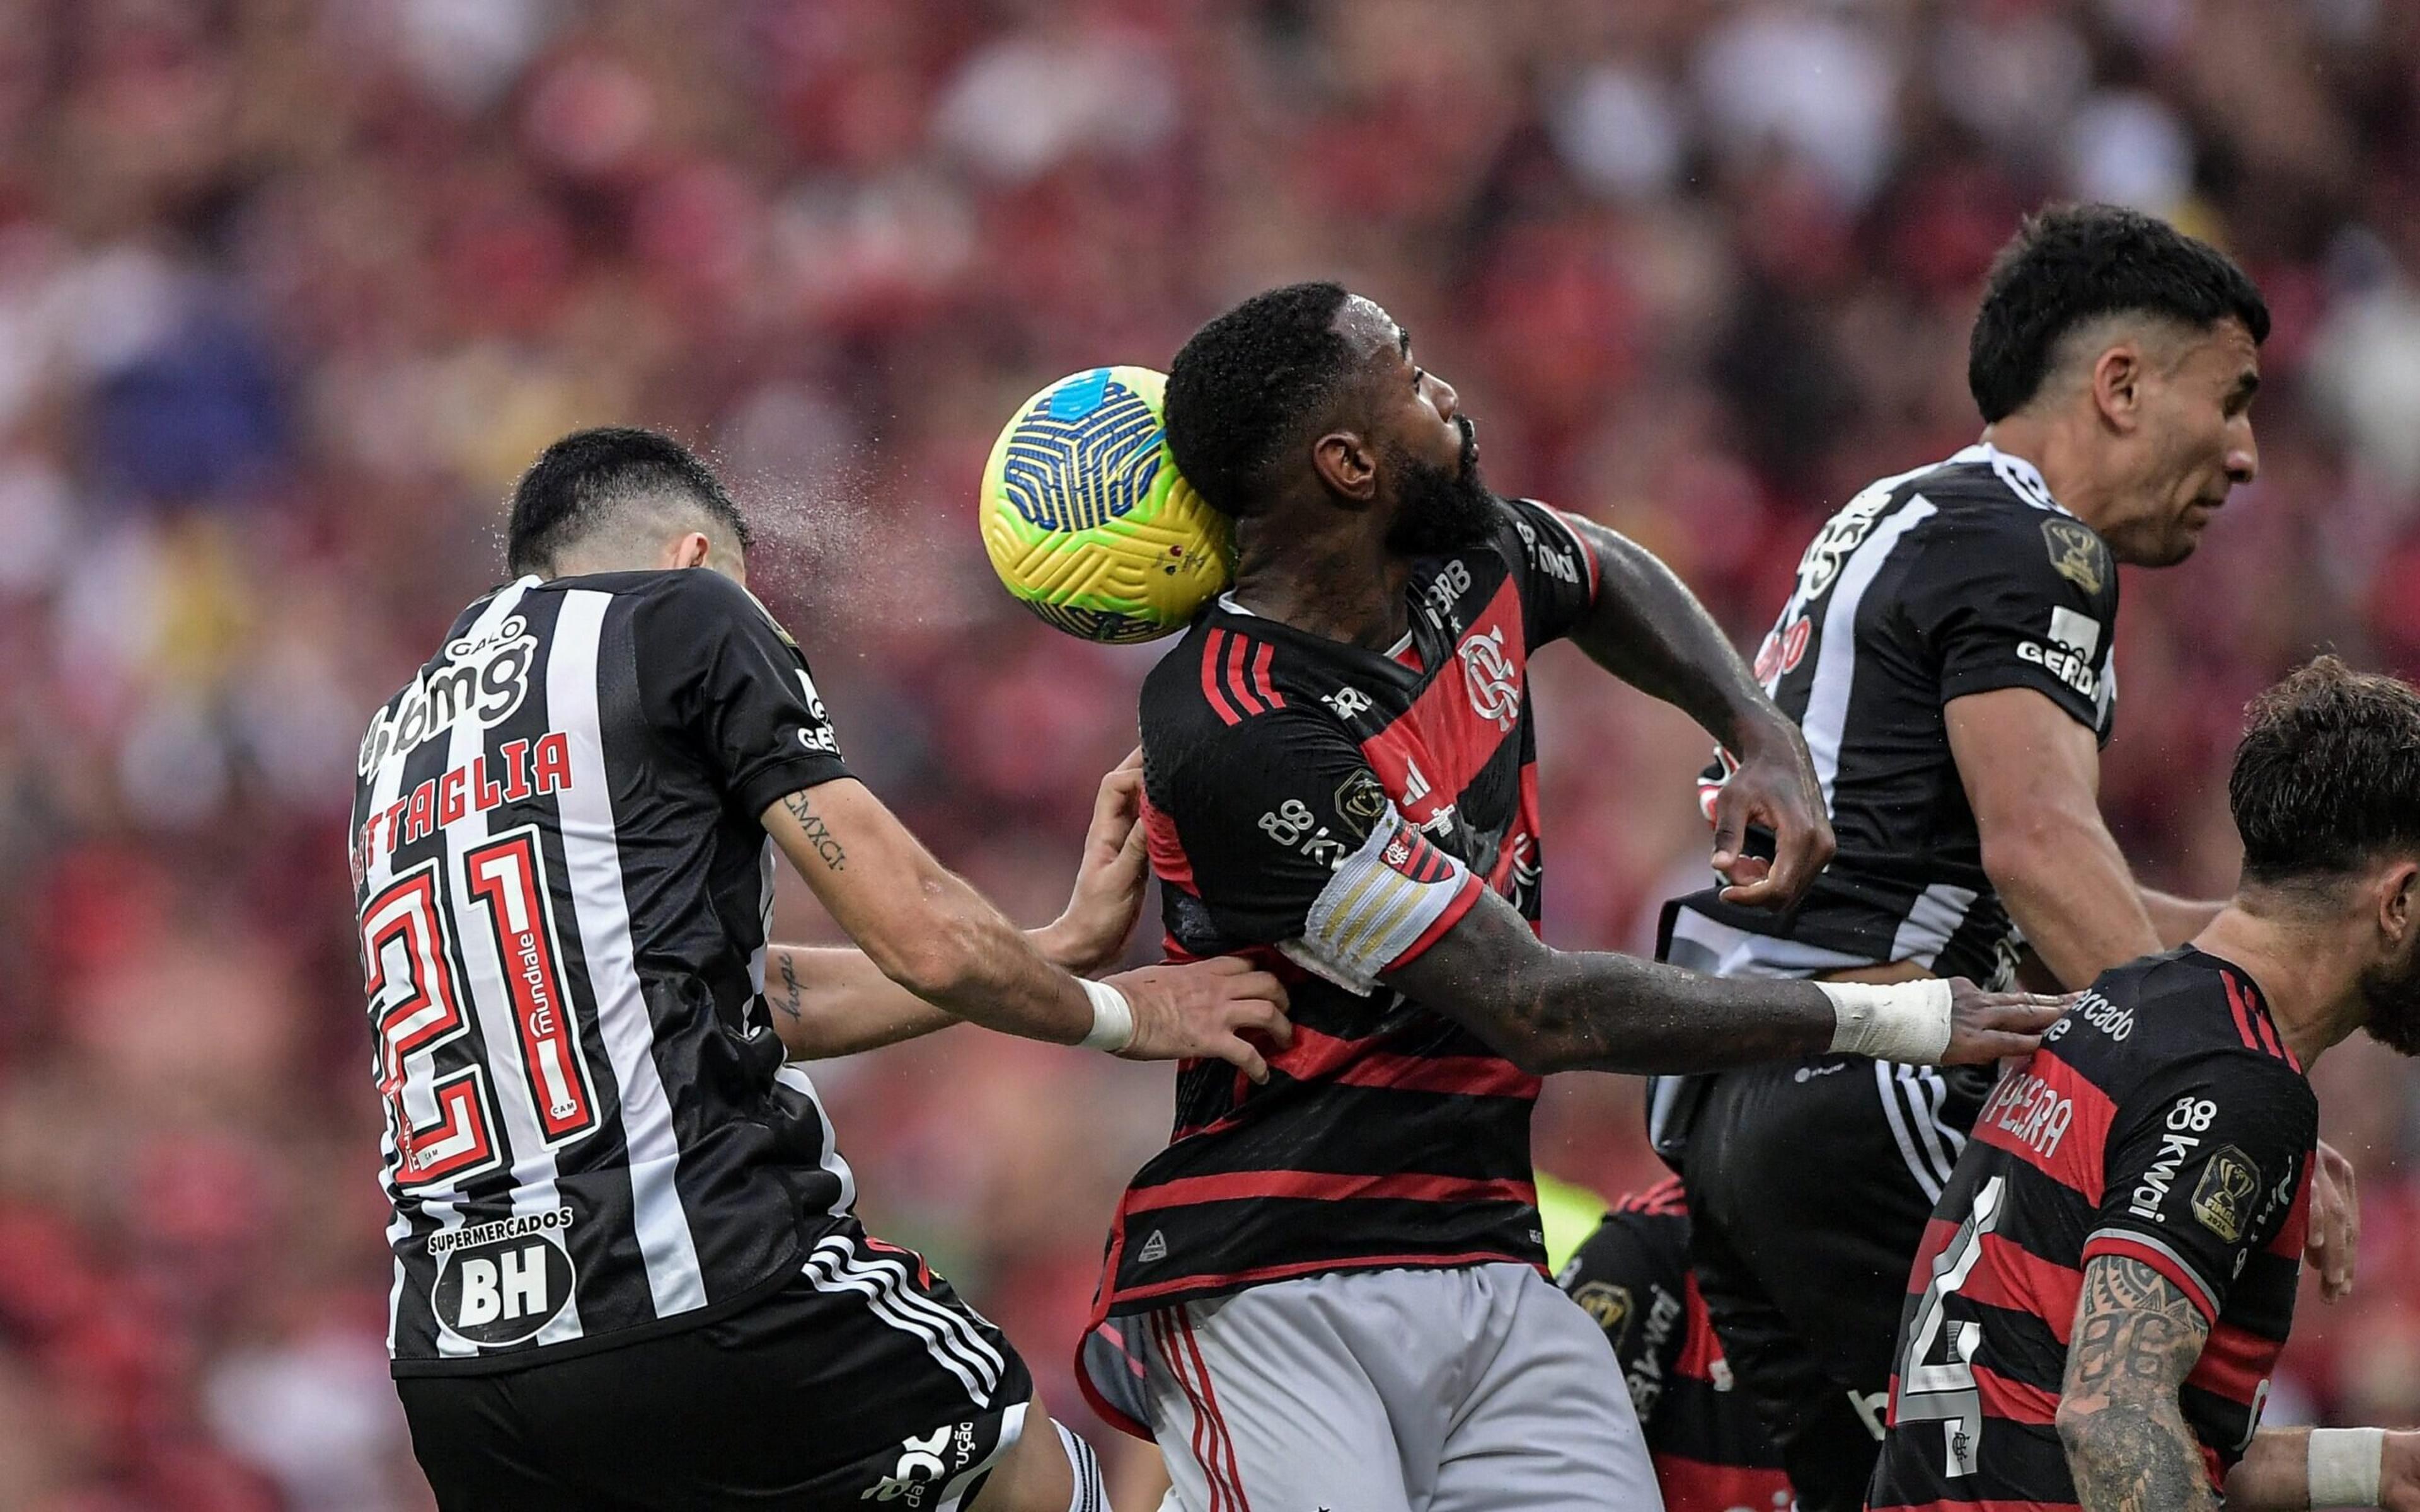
2308, 1428, 2385, 1508
1819, 979, 1955, 1064
1078, 978, 1136, 1053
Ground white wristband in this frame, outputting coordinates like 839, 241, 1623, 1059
1078, 979, 1135, 1053
1819, 979, 1956, 1064
2309, 1428, 2385, 1508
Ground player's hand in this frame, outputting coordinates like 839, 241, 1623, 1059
1937, 980, 2068, 1064
1105, 955, 1292, 1083
1712, 723, 1835, 911
1036, 748, 1151, 975
2307, 1138, 2359, 1303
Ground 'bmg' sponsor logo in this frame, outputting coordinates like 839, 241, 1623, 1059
431, 1213, 577, 1346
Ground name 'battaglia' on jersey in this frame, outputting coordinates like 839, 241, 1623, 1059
352, 569, 856, 1373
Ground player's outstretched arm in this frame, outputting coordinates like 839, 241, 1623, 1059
1381, 885, 2061, 1076
763, 752, 1153, 1059
763, 777, 1290, 1079
2056, 1254, 2220, 1512
1558, 513, 1835, 909
2227, 1426, 2420, 1511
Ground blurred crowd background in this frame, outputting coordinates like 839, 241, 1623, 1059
3, 0, 2419, 1506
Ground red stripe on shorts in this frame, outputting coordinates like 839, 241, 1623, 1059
1177, 1309, 1252, 1512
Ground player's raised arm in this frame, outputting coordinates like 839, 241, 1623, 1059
1553, 509, 1834, 910
763, 751, 1154, 1059
1383, 883, 2058, 1076
635, 567, 1289, 1079
2223, 1427, 2420, 1511
764, 778, 1288, 1078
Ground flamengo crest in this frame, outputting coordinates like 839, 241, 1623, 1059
1458, 625, 1519, 731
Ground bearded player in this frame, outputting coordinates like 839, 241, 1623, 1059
355, 428, 1288, 1511
1651, 203, 2355, 1512
1073, 282, 2062, 1511
1870, 659, 2420, 1512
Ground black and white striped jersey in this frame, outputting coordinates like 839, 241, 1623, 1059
1670, 444, 2119, 988
349, 568, 856, 1375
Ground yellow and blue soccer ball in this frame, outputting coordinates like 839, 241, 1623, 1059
979, 366, 1234, 644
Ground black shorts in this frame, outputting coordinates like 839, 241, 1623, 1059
398, 1225, 1036, 1511
1663, 1052, 1990, 1512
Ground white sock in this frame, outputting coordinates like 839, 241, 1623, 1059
1056, 1421, 1106, 1512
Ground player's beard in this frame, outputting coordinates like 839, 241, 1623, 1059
1385, 418, 1495, 557
2358, 935, 2420, 1057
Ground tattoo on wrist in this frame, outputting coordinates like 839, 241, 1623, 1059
781, 793, 846, 870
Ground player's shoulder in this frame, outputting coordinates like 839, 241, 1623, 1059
1140, 603, 1353, 736
1903, 450, 2114, 596
1483, 495, 1597, 593
1604, 1179, 1693, 1261
568, 564, 771, 616
2082, 946, 2311, 1090
1565, 1179, 1691, 1298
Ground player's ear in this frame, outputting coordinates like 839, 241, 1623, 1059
2090, 342, 2144, 435
664, 530, 714, 570
1311, 428, 1379, 505
2379, 859, 2420, 946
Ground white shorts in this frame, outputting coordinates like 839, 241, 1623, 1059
1135, 1262, 1661, 1512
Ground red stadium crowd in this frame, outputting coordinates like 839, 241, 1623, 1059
2, 1, 2419, 1506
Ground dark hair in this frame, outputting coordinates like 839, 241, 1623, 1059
1164, 281, 1357, 517
2230, 656, 2420, 889
1968, 204, 2270, 423
505, 427, 752, 576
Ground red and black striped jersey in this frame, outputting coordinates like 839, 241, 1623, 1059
1870, 946, 2316, 1511
1077, 495, 1600, 1427
1559, 1179, 1792, 1512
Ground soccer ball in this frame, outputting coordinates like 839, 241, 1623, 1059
979, 366, 1234, 644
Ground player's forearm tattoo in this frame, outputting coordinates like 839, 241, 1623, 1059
772, 950, 805, 1024
781, 792, 846, 871
2059, 1256, 2217, 1512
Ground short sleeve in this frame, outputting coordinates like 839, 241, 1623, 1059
2083, 1051, 2315, 1325
631, 571, 851, 818
1151, 710, 1482, 994
1495, 496, 1601, 651
1902, 509, 2118, 738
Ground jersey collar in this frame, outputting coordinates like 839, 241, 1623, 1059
1950, 442, 2073, 518
1214, 590, 1419, 662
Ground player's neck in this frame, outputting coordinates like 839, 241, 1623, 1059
1228, 523, 1415, 650
1975, 418, 2121, 537
2191, 905, 2371, 1070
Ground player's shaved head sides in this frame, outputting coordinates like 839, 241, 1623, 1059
1969, 203, 2269, 423
507, 427, 754, 578
1164, 281, 1360, 517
